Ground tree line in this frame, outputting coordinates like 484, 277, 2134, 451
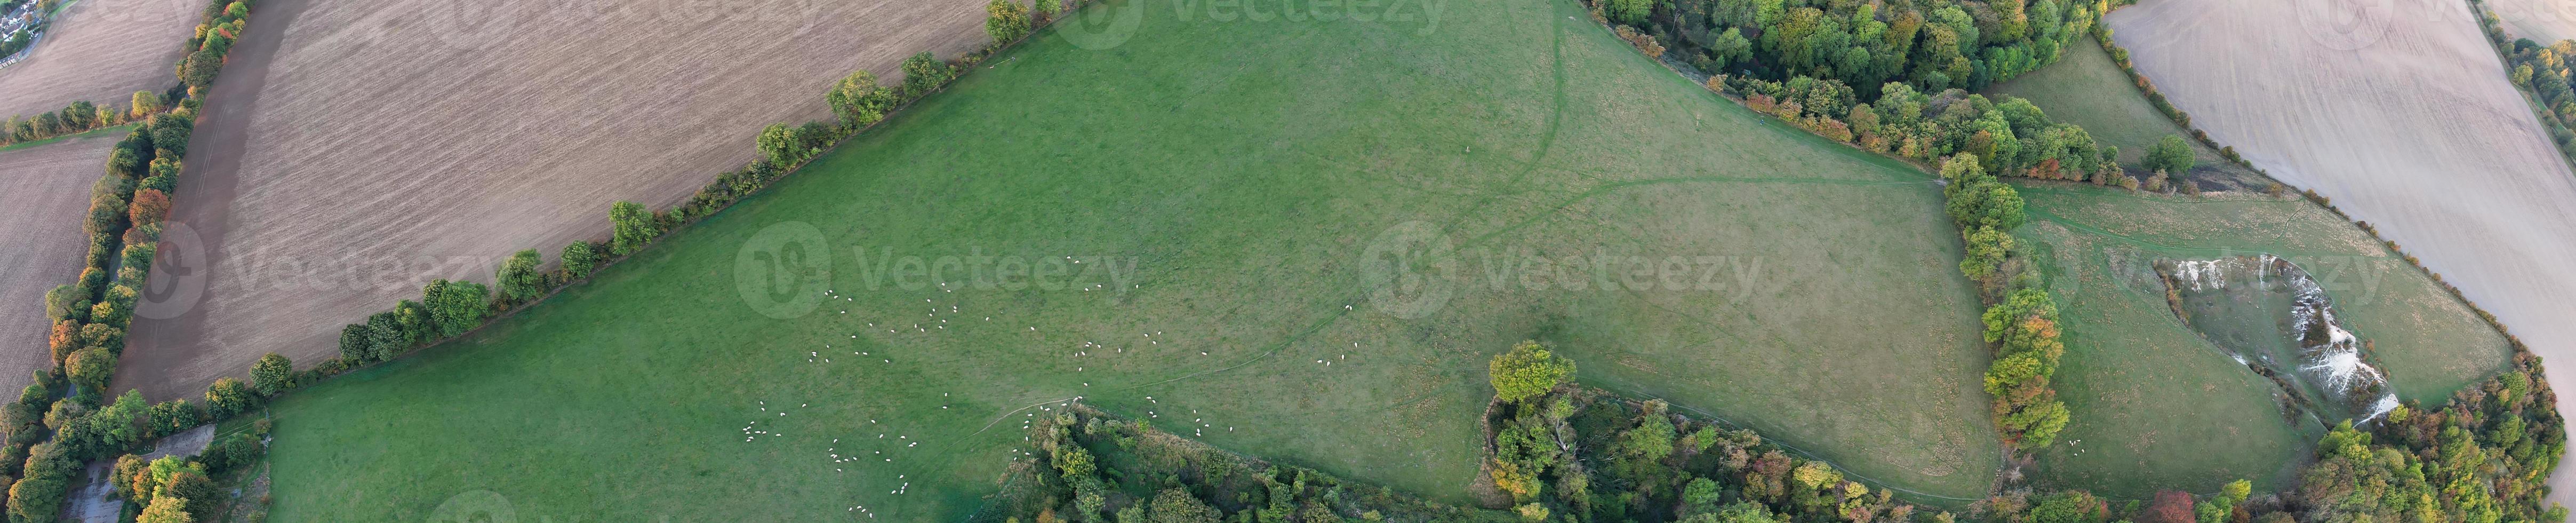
242, 0, 1079, 470
1472, 339, 2561, 523
1604, 0, 2101, 99
966, 338, 2570, 523
1, 92, 169, 148
6, 0, 257, 521
2475, 0, 2576, 170
987, 404, 1508, 523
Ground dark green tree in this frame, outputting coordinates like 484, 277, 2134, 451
251, 353, 292, 396
497, 249, 547, 301
609, 201, 660, 256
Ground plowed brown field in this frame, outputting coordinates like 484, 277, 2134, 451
0, 134, 122, 393
117, 0, 991, 399
2108, 0, 2576, 508
0, 0, 203, 118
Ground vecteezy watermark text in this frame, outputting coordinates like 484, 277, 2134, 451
847, 247, 1140, 292
1359, 220, 1771, 319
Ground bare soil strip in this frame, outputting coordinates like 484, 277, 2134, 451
0, 0, 203, 118
116, 0, 993, 399
2108, 0, 2576, 508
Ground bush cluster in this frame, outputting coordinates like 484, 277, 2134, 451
108, 428, 266, 523
0, 96, 162, 148
991, 405, 1493, 523
1591, 0, 2097, 98
2475, 2, 2576, 170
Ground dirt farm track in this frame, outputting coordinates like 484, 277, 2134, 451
0, 0, 203, 119
2107, 0, 2576, 510
0, 135, 125, 395
116, 0, 992, 399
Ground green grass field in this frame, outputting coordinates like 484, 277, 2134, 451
1987, 41, 2263, 187
2014, 183, 2511, 497
262, 0, 2013, 519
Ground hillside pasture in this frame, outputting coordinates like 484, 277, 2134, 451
2015, 182, 2511, 497
0, 0, 202, 118
2107, 0, 2576, 505
1985, 40, 2266, 189
258, 0, 2010, 520
115, 0, 997, 400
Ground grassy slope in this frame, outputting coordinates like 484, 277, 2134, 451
2017, 183, 2511, 496
1989, 33, 2510, 497
1987, 41, 2260, 184
262, 1, 2006, 520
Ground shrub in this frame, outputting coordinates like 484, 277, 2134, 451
900, 52, 954, 99
107, 148, 144, 177
497, 249, 546, 302
197, 433, 262, 474
394, 300, 435, 344
78, 323, 123, 354
91, 284, 139, 326
66, 347, 116, 392
1488, 340, 1574, 403
146, 400, 198, 436
986, 0, 1033, 43
827, 70, 895, 129
2141, 134, 2195, 175
1605, 0, 1649, 26
86, 193, 128, 235
43, 285, 86, 323
180, 48, 224, 88
562, 241, 598, 279
756, 123, 802, 165
48, 321, 79, 363
251, 353, 292, 397
1959, 226, 2014, 280
121, 243, 156, 275
10, 441, 77, 523
130, 91, 163, 118
147, 113, 191, 156
421, 279, 490, 338
337, 323, 378, 364
609, 201, 660, 256
128, 188, 171, 225
203, 378, 254, 418
363, 311, 405, 361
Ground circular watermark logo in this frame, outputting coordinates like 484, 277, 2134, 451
425, 490, 516, 523
1054, 0, 1145, 50
2297, 0, 2394, 51
423, 0, 537, 52
1359, 221, 1457, 320
736, 221, 834, 319
135, 221, 207, 320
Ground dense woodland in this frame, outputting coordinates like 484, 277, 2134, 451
1607, 0, 2100, 97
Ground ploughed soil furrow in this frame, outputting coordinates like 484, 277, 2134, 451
117, 0, 992, 399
